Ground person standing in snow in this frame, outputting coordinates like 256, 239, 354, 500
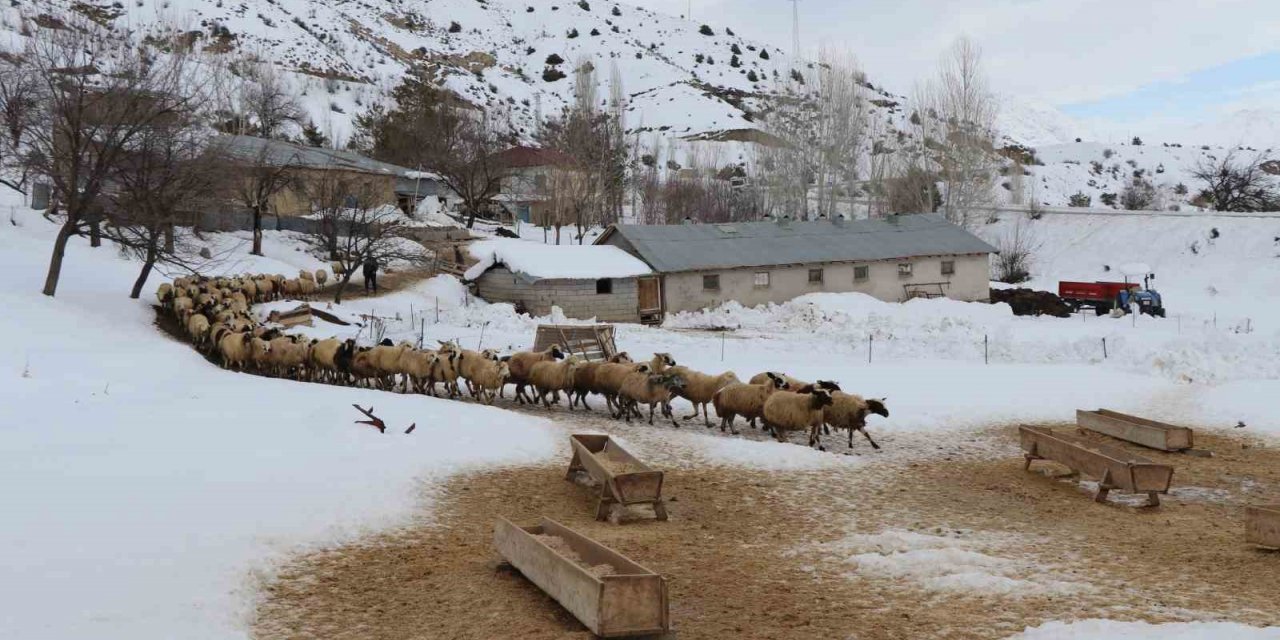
362, 255, 379, 293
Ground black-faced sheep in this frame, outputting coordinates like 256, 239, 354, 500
591, 361, 651, 417
618, 370, 686, 427
823, 393, 889, 450
748, 372, 840, 392
762, 388, 835, 448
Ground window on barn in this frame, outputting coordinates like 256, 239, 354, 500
808, 268, 824, 284
702, 274, 720, 290
854, 265, 869, 281
753, 272, 770, 288
941, 260, 956, 276
898, 263, 913, 277
596, 278, 613, 294
534, 174, 547, 190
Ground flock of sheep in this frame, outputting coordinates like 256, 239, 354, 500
156, 270, 889, 451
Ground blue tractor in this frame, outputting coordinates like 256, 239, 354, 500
1116, 273, 1165, 317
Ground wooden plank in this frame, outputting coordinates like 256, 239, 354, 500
1077, 409, 1194, 451
494, 517, 669, 638
1246, 505, 1280, 549
1019, 425, 1174, 501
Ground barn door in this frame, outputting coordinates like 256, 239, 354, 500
637, 276, 662, 324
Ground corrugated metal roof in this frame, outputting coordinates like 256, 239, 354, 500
596, 214, 998, 273
216, 135, 413, 176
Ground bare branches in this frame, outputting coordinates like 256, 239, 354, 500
1191, 151, 1280, 212
19, 18, 205, 296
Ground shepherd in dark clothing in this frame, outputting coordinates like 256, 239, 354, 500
362, 256, 379, 293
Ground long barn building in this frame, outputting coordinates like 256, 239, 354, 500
594, 214, 997, 323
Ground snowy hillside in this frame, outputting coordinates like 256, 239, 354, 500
0, 0, 842, 147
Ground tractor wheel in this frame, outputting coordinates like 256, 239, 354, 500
1094, 303, 1109, 316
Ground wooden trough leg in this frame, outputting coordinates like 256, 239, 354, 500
565, 450, 584, 481
1146, 491, 1161, 507
1094, 469, 1113, 504
1023, 454, 1037, 471
595, 487, 616, 522
652, 499, 669, 522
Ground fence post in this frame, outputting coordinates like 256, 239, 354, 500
435, 297, 440, 324
478, 321, 489, 350
720, 329, 725, 362
419, 318, 425, 348
984, 334, 988, 365
867, 335, 873, 364
1102, 337, 1107, 359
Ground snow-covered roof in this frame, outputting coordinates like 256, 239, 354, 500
464, 239, 652, 282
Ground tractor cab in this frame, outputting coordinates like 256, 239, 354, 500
1117, 266, 1165, 317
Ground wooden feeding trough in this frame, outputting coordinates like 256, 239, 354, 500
494, 517, 671, 638
566, 434, 668, 522
1019, 425, 1174, 506
1246, 505, 1280, 550
266, 303, 314, 328
535, 324, 618, 362
1077, 409, 1194, 452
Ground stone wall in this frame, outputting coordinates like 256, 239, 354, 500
475, 267, 641, 322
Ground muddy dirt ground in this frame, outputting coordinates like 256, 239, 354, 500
251, 408, 1280, 640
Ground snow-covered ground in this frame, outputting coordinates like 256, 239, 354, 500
1009, 620, 1280, 640
6, 197, 1280, 637
0, 208, 559, 639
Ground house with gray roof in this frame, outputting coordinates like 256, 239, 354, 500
595, 214, 997, 321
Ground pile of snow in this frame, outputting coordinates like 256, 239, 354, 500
1009, 620, 1280, 639
824, 528, 1090, 597
666, 291, 1280, 385
0, 206, 559, 639
464, 238, 652, 281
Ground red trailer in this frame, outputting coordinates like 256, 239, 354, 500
1058, 281, 1137, 315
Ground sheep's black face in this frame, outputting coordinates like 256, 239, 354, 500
867, 398, 889, 418
661, 353, 676, 366
816, 380, 841, 392
813, 389, 834, 408
379, 338, 394, 347
551, 345, 565, 360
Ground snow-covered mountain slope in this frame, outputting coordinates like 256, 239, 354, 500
1180, 108, 1280, 150
4, 0, 841, 146
996, 96, 1097, 146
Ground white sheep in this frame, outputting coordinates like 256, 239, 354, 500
505, 345, 566, 404
468, 359, 511, 405
667, 365, 740, 428
710, 377, 785, 434
762, 389, 835, 449
529, 355, 584, 409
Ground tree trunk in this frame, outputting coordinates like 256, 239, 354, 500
251, 206, 264, 255
42, 219, 77, 297
554, 225, 561, 245
89, 216, 101, 248
333, 274, 353, 304
164, 224, 175, 253
130, 235, 159, 299
465, 207, 476, 229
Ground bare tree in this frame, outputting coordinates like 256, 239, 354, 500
21, 21, 198, 297
916, 37, 999, 227
992, 216, 1041, 284
812, 48, 869, 219
0, 57, 39, 193
314, 180, 428, 304
104, 112, 226, 298
240, 60, 303, 139
227, 142, 297, 256
1191, 151, 1280, 212
352, 72, 510, 229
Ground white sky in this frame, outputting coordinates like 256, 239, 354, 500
644, 0, 1280, 142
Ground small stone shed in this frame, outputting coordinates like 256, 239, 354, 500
464, 239, 654, 322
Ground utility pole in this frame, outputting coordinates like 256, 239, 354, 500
791, 0, 801, 62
